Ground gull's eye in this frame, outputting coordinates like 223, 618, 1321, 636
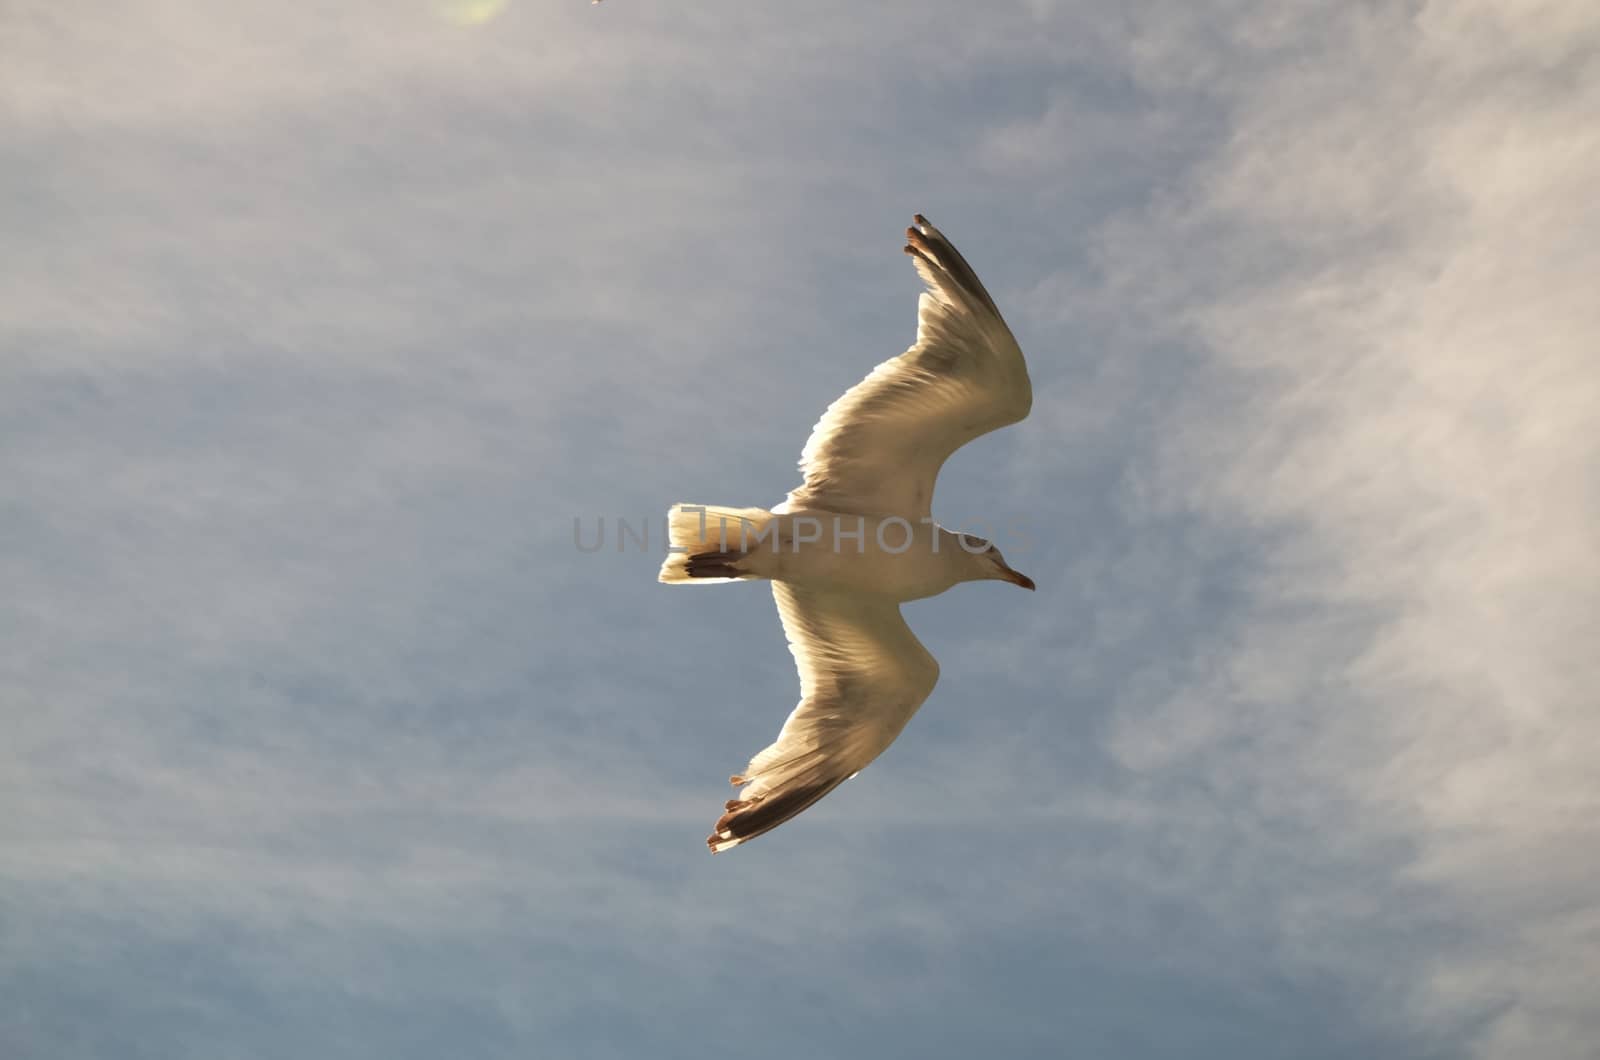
960, 534, 990, 552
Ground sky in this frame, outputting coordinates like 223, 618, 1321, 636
3, 1, 1598, 1057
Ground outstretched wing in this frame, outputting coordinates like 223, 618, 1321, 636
708, 583, 940, 853
775, 215, 1032, 522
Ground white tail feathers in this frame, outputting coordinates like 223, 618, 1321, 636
657, 503, 775, 584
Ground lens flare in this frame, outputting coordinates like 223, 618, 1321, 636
437, 0, 509, 26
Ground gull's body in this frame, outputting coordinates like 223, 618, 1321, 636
732, 513, 974, 600
658, 215, 1034, 852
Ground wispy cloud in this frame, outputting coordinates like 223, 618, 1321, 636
1011, 3, 1600, 1055
4, 2, 1596, 1058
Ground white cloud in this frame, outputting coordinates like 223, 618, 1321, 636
1068, 2, 1600, 1055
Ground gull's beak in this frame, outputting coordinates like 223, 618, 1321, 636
1004, 567, 1036, 591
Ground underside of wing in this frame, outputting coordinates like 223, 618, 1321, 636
708, 584, 940, 852
778, 215, 1032, 521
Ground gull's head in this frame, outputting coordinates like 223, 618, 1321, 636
958, 534, 1036, 591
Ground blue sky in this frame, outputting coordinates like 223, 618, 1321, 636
5, 2, 1598, 1058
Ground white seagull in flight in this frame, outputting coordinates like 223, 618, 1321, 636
659, 215, 1034, 852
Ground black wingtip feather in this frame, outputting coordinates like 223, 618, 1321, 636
902, 215, 1002, 317
705, 779, 845, 853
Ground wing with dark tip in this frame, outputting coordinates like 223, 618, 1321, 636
775, 215, 1032, 522
708, 583, 940, 853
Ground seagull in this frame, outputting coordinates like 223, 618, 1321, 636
659, 215, 1034, 853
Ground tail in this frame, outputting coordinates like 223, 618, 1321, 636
657, 503, 775, 584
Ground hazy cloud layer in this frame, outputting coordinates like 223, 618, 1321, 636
4, 2, 1595, 1058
